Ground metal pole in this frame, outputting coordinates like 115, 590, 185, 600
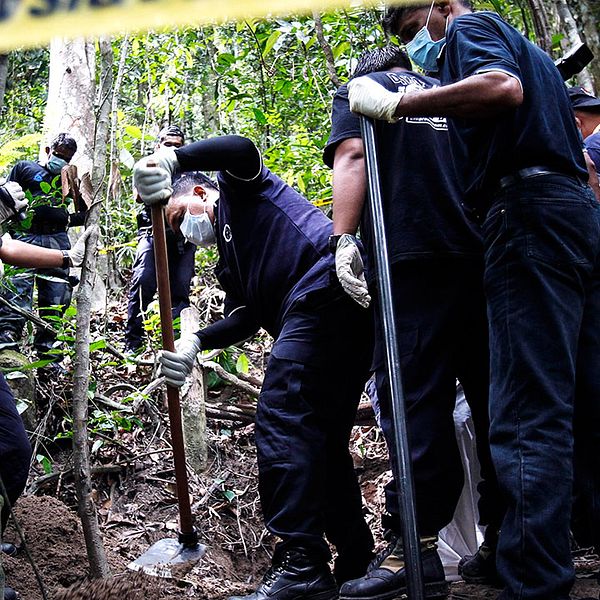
360, 115, 425, 600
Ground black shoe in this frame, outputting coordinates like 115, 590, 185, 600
4, 586, 18, 600
1, 542, 19, 557
339, 537, 449, 600
334, 549, 375, 586
228, 548, 338, 600
457, 528, 499, 585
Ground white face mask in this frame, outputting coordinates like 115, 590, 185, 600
180, 204, 216, 247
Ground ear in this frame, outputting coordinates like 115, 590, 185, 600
574, 116, 582, 130
193, 185, 207, 199
437, 1, 451, 17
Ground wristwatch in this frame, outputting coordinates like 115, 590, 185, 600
328, 234, 343, 254
61, 250, 72, 269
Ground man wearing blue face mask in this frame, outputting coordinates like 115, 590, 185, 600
124, 125, 197, 356
348, 2, 600, 600
0, 132, 86, 368
133, 134, 376, 600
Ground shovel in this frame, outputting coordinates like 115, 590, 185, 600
128, 167, 206, 577
360, 115, 425, 600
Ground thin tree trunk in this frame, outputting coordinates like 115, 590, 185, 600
566, 0, 600, 93
71, 37, 113, 581
555, 0, 594, 91
312, 12, 341, 88
0, 54, 8, 115
527, 0, 554, 54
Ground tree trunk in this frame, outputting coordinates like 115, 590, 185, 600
312, 12, 341, 88
42, 38, 96, 176
70, 37, 113, 580
554, 0, 594, 90
0, 54, 8, 115
566, 0, 600, 92
527, 0, 554, 54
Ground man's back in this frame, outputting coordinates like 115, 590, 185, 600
442, 11, 587, 203
325, 69, 481, 271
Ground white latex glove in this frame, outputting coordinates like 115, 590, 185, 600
67, 225, 99, 267
0, 182, 28, 223
158, 333, 202, 388
133, 157, 173, 206
348, 76, 405, 123
335, 234, 371, 308
151, 147, 180, 179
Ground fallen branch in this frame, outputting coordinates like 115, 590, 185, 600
202, 360, 261, 397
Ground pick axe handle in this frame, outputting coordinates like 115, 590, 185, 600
149, 168, 195, 540
359, 115, 425, 600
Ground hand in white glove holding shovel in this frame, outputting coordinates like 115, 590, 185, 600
158, 333, 202, 387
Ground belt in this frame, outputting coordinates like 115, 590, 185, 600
497, 166, 580, 191
27, 223, 68, 234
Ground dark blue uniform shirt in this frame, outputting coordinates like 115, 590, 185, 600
324, 70, 482, 277
213, 166, 335, 339
440, 11, 587, 209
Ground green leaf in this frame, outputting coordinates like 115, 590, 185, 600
90, 339, 107, 352
124, 125, 143, 139
262, 30, 282, 57
36, 454, 52, 475
222, 489, 236, 502
39, 181, 51, 193
252, 108, 267, 125
236, 353, 249, 374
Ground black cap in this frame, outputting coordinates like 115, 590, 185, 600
567, 86, 600, 113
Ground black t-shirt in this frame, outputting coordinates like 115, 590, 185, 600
324, 70, 482, 273
7, 160, 69, 229
441, 11, 587, 208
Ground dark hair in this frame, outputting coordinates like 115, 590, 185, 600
353, 45, 412, 77
383, 1, 473, 36
50, 132, 77, 154
172, 172, 219, 198
157, 125, 185, 144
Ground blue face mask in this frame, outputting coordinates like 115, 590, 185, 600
46, 154, 68, 175
180, 205, 216, 247
406, 4, 445, 72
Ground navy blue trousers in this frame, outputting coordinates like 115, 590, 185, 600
0, 231, 71, 355
483, 176, 600, 600
373, 258, 503, 538
255, 289, 374, 579
125, 231, 196, 350
0, 373, 31, 531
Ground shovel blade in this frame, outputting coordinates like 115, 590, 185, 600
128, 537, 207, 578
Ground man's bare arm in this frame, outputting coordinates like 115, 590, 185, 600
332, 138, 367, 235
397, 72, 523, 119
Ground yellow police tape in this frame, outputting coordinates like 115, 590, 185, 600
0, 0, 385, 53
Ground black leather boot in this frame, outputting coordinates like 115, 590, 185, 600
228, 548, 338, 600
457, 527, 500, 585
339, 536, 449, 600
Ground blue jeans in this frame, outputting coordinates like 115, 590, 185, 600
0, 231, 72, 356
483, 176, 600, 600
125, 230, 196, 350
